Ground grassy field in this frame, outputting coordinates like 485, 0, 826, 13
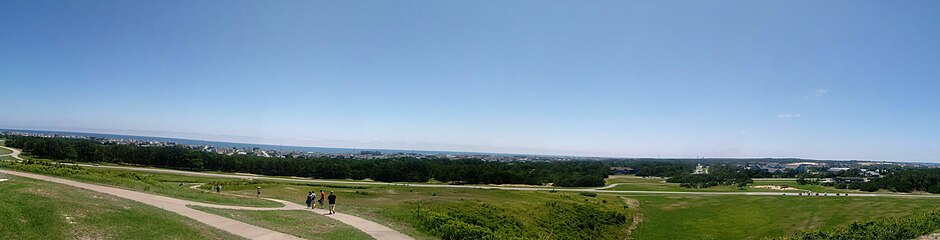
0, 147, 12, 155
606, 175, 858, 193
5, 160, 935, 240
190, 206, 373, 240
0, 160, 282, 207
0, 175, 243, 239
630, 194, 940, 240
217, 179, 636, 240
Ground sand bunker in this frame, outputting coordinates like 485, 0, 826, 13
751, 185, 799, 190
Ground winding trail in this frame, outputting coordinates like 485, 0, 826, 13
0, 169, 414, 240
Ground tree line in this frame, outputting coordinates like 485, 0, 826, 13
3, 136, 608, 187
858, 168, 940, 193
665, 165, 753, 188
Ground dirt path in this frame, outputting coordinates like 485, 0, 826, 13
0, 169, 413, 240
620, 196, 644, 239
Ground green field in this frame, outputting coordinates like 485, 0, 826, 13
213, 178, 635, 240
606, 175, 858, 193
0, 175, 243, 239
190, 206, 373, 240
4, 159, 939, 240
0, 147, 12, 155
630, 194, 940, 239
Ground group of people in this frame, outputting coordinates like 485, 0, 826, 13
306, 190, 338, 214
196, 183, 338, 214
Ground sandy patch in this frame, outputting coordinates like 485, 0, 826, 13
751, 185, 799, 191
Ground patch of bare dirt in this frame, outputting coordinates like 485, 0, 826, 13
620, 196, 644, 239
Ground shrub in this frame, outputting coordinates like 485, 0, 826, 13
773, 209, 940, 240
580, 192, 598, 197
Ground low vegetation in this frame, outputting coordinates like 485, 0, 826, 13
774, 209, 940, 240
404, 200, 627, 240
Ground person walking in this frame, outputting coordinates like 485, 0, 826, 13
216, 185, 221, 193
319, 190, 326, 209
256, 186, 261, 197
305, 191, 313, 209
328, 191, 337, 214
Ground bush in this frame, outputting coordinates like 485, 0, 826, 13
408, 200, 627, 240
579, 192, 598, 197
774, 209, 940, 240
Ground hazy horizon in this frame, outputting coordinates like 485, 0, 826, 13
2, 1, 939, 162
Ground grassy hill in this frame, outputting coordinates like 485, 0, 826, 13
0, 175, 242, 239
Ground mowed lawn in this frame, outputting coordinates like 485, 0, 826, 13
219, 180, 636, 240
0, 147, 12, 155
190, 206, 373, 240
630, 194, 940, 239
0, 175, 243, 240
606, 175, 856, 193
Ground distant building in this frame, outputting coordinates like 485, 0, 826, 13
833, 177, 866, 183
609, 166, 636, 175
693, 164, 706, 174
360, 150, 382, 155
828, 167, 851, 172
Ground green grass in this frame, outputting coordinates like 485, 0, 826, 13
218, 179, 636, 240
0, 175, 244, 240
0, 160, 282, 207
190, 206, 373, 240
630, 194, 940, 240
0, 147, 12, 155
605, 175, 858, 193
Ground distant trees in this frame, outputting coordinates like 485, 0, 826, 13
858, 168, 940, 193
665, 165, 752, 188
3, 136, 609, 187
606, 161, 695, 177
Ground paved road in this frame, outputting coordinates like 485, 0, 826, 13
64, 163, 940, 199
0, 169, 414, 240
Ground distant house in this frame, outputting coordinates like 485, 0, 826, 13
609, 166, 636, 175
784, 163, 809, 173
864, 171, 881, 178
833, 177, 866, 183
749, 163, 786, 174
693, 164, 707, 174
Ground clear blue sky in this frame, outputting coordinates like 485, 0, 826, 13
2, 1, 939, 162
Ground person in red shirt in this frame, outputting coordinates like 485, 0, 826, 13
319, 190, 326, 209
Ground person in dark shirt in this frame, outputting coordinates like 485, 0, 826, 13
305, 191, 313, 209
327, 191, 337, 214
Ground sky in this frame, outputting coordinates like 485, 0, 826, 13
1, 1, 939, 162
